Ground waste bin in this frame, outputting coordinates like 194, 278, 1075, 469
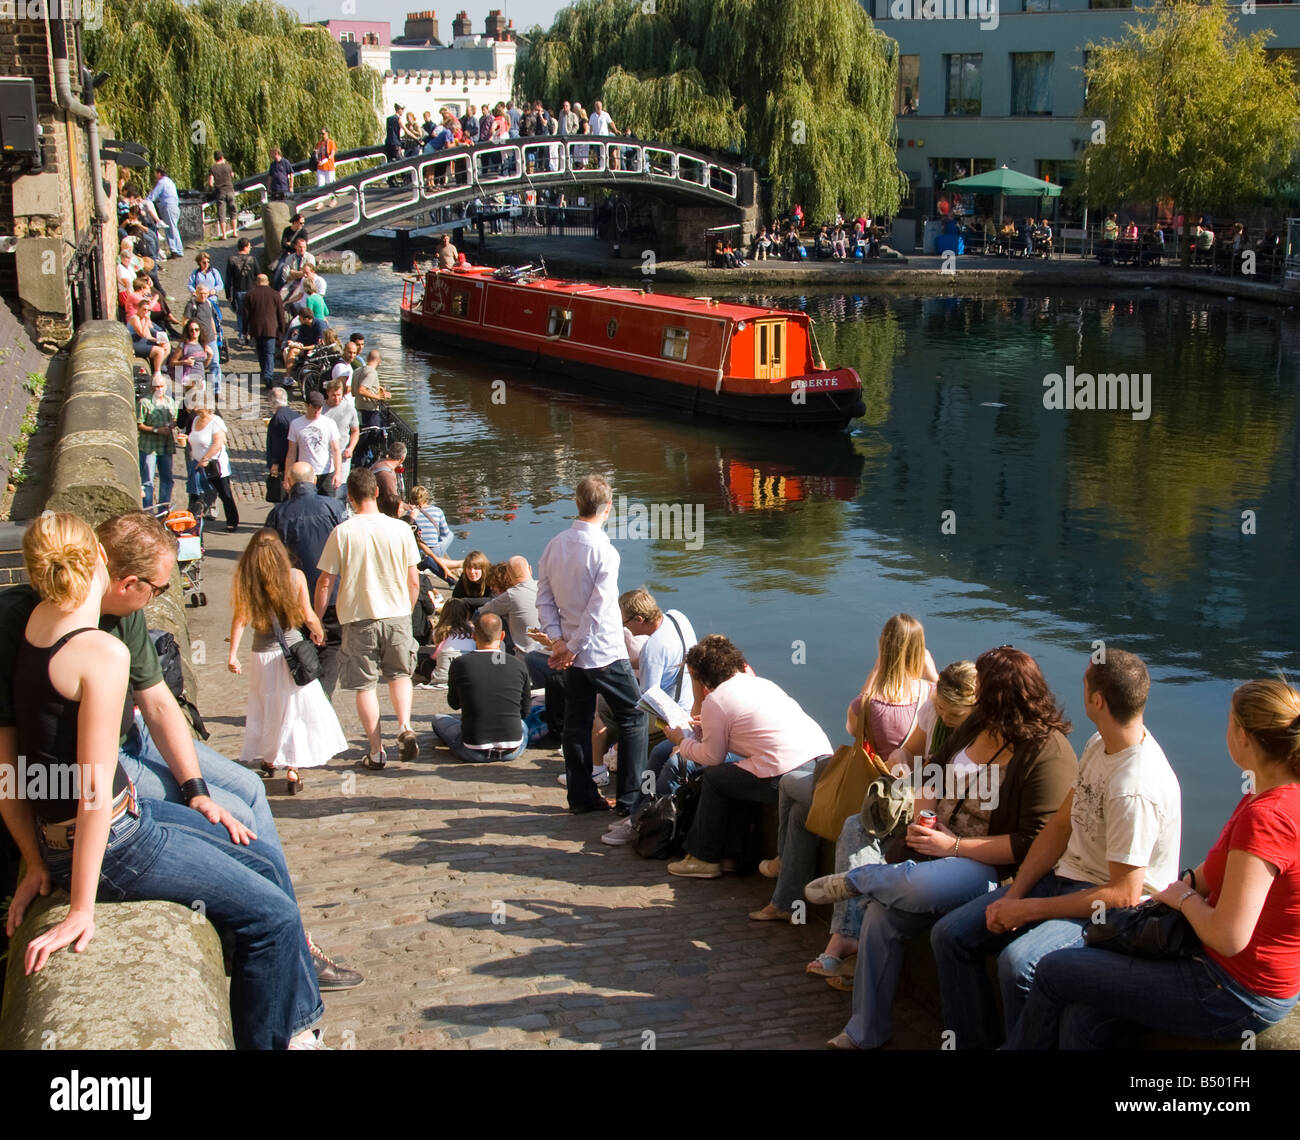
178, 191, 206, 244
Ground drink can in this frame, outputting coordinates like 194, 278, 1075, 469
917, 810, 937, 829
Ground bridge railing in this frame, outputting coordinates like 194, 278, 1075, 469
246, 139, 740, 251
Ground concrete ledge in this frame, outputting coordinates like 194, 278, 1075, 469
0, 889, 234, 1049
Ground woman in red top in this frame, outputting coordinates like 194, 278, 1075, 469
1009, 678, 1300, 1048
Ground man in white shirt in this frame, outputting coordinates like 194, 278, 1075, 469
315, 468, 422, 770
930, 648, 1182, 1049
537, 474, 647, 817
284, 390, 342, 496
322, 377, 359, 499
588, 100, 615, 136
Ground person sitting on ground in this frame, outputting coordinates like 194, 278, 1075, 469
832, 226, 848, 260
810, 650, 1076, 1050
283, 306, 321, 375
3, 512, 327, 1049
930, 648, 1181, 1049
750, 613, 938, 922
431, 612, 533, 763
128, 302, 169, 379
303, 276, 329, 324
420, 598, 476, 688
228, 528, 345, 794
485, 555, 565, 741
663, 636, 833, 880
451, 549, 492, 609
1009, 677, 1300, 1050
406, 485, 462, 583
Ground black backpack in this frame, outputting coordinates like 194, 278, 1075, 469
149, 628, 210, 740
632, 770, 702, 859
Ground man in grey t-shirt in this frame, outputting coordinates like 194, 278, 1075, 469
351, 349, 390, 430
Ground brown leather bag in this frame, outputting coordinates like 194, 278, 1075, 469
806, 695, 891, 841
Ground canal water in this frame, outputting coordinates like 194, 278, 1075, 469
325, 266, 1300, 856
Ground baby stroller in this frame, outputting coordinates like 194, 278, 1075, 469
163, 508, 207, 607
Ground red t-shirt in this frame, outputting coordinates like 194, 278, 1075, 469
1204, 785, 1300, 998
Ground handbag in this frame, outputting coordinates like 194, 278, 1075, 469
1082, 899, 1202, 959
806, 696, 891, 842
632, 769, 702, 860
271, 615, 322, 687
265, 473, 283, 503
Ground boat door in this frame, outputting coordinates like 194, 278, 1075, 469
754, 320, 787, 380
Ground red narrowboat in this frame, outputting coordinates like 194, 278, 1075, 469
399, 265, 866, 429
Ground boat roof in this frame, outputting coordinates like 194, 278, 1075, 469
429, 267, 805, 323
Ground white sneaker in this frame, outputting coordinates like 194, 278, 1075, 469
603, 746, 618, 771
557, 764, 609, 787
600, 817, 635, 846
288, 1028, 330, 1050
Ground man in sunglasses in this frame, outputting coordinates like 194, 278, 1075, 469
0, 510, 363, 989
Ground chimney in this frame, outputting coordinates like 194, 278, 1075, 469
404, 9, 440, 43
452, 10, 471, 38
485, 9, 506, 39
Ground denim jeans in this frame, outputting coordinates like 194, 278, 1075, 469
432, 714, 527, 763
232, 291, 249, 339
686, 759, 815, 865
648, 739, 742, 797
139, 450, 175, 509
256, 336, 277, 386
161, 202, 182, 255
1008, 946, 1298, 1049
830, 813, 888, 937
119, 713, 295, 902
771, 755, 830, 911
523, 651, 565, 737
561, 660, 647, 812
843, 858, 1000, 1048
39, 797, 321, 1050
930, 871, 1094, 1049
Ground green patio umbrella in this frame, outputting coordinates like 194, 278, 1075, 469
947, 165, 1062, 227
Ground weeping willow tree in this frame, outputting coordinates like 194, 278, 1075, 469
517, 0, 903, 218
86, 0, 382, 189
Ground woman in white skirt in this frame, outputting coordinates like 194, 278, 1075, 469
228, 528, 346, 792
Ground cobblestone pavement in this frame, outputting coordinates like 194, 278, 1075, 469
189, 500, 938, 1051
169, 237, 939, 1051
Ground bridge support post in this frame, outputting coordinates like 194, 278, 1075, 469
261, 200, 291, 272
394, 229, 411, 272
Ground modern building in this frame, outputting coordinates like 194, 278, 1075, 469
867, 1, 1300, 219
325, 10, 520, 126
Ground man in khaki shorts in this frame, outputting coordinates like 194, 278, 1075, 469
315, 468, 421, 769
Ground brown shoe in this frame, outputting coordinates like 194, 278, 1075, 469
667, 854, 722, 879
397, 729, 419, 763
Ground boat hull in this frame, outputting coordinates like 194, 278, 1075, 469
400, 307, 866, 429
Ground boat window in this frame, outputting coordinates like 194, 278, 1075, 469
547, 307, 573, 337
661, 327, 690, 361
450, 291, 468, 317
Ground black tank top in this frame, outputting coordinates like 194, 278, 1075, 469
14, 627, 129, 824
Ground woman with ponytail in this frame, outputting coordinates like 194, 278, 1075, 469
1, 512, 325, 1049
1010, 679, 1300, 1048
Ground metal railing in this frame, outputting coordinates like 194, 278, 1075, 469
382, 405, 419, 488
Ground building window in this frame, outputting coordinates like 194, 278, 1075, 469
661, 327, 690, 361
1024, 0, 1064, 10
450, 292, 468, 316
1011, 53, 1054, 116
547, 307, 573, 337
1088, 0, 1132, 7
945, 54, 982, 117
340, 31, 354, 42
897, 55, 920, 115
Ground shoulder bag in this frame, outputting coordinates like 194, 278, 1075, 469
807, 693, 893, 842
632, 768, 702, 860
271, 614, 322, 687
1082, 899, 1202, 959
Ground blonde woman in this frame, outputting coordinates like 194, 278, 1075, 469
228, 529, 345, 792
750, 614, 939, 922
2, 513, 324, 1049
1010, 678, 1300, 1048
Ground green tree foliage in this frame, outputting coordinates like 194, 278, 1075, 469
86, 0, 382, 189
517, 0, 902, 218
1078, 0, 1300, 255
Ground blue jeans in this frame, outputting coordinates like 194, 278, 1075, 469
139, 450, 175, 509
648, 739, 742, 797
432, 714, 527, 763
1008, 947, 1298, 1049
561, 659, 647, 812
39, 797, 321, 1050
232, 291, 249, 338
256, 336, 277, 386
843, 858, 1000, 1048
930, 871, 1093, 1049
771, 756, 830, 912
161, 202, 182, 254
118, 713, 295, 902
